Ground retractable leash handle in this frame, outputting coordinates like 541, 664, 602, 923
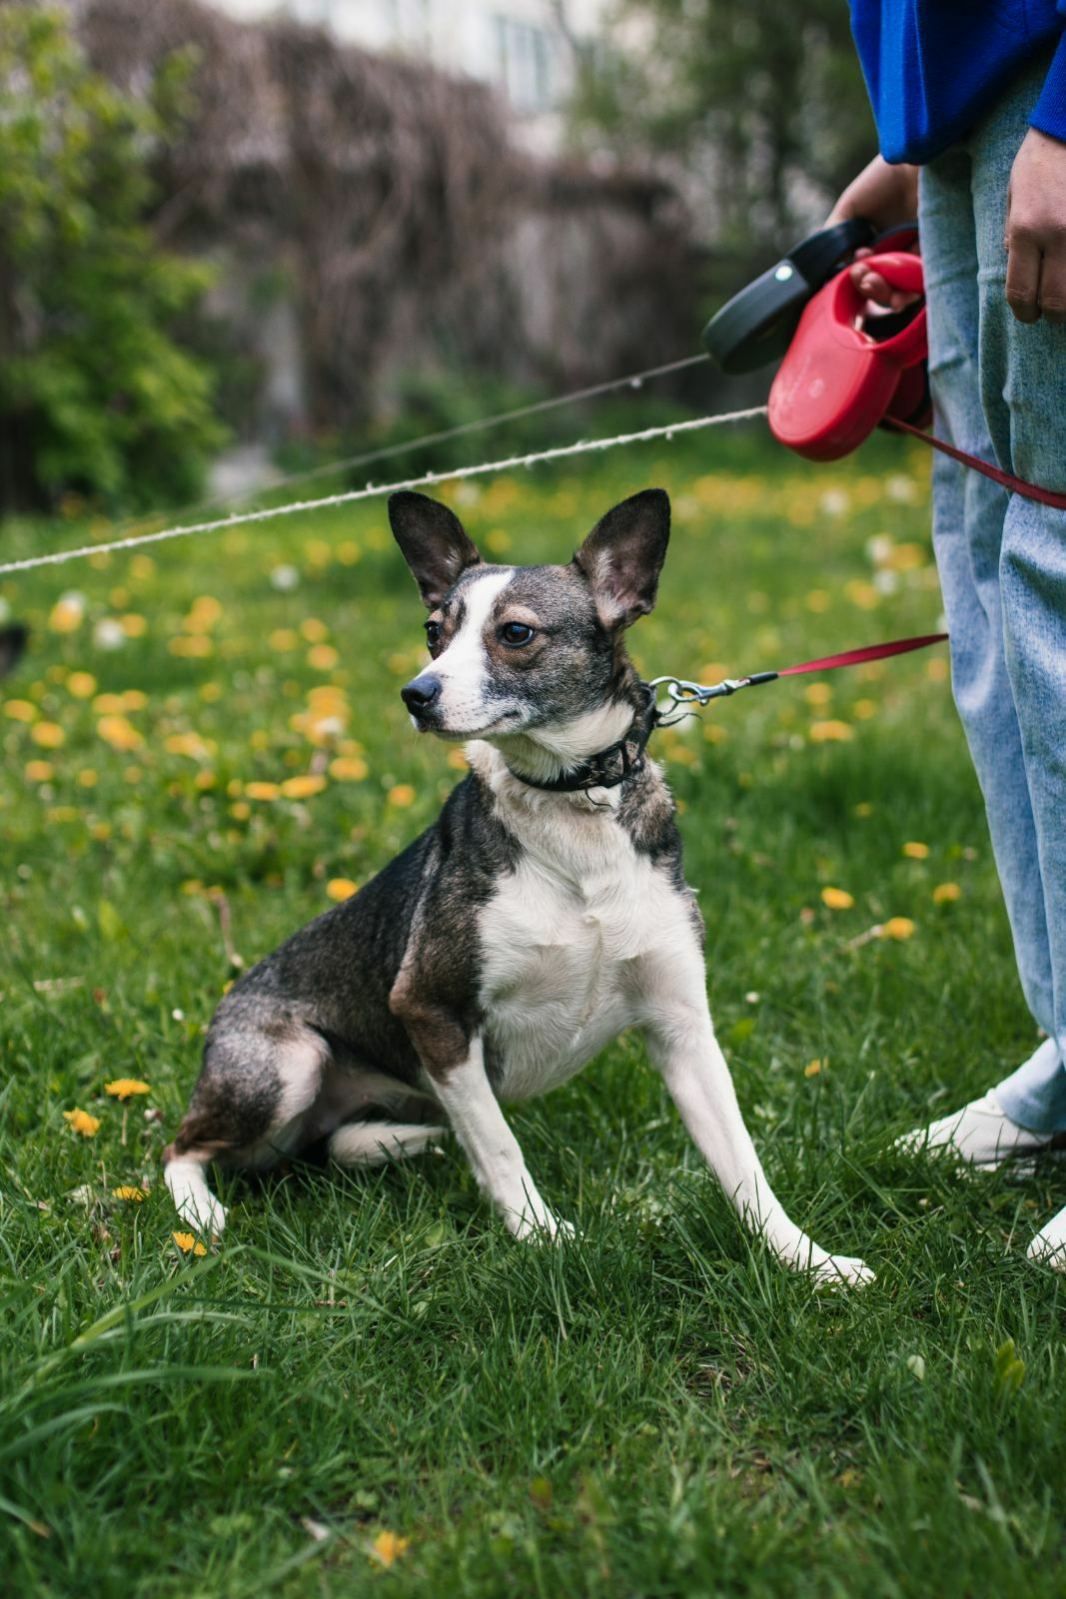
767, 249, 928, 461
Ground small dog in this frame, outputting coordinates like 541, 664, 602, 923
164, 489, 872, 1284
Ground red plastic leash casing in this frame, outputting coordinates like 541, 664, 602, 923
768, 250, 928, 461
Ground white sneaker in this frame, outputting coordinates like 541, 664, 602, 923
897, 1090, 1055, 1171
1027, 1204, 1066, 1270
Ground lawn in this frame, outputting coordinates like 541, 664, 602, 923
1, 423, 1063, 1596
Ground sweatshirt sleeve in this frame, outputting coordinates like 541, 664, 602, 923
1031, 20, 1066, 141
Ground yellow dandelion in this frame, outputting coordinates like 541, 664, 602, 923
130, 554, 155, 579
844, 580, 880, 610
329, 756, 368, 782
933, 882, 962, 904
806, 589, 831, 613
78, 769, 98, 788
821, 886, 855, 910
903, 841, 929, 859
804, 1059, 823, 1077
121, 690, 147, 712
112, 1186, 145, 1202
104, 1079, 151, 1100
268, 628, 299, 652
25, 760, 54, 782
926, 656, 949, 683
67, 671, 98, 699
388, 783, 416, 808
169, 635, 213, 659
804, 682, 832, 708
301, 618, 329, 643
370, 1531, 410, 1568
281, 773, 327, 799
229, 801, 251, 820
853, 699, 878, 720
97, 715, 143, 751
881, 917, 916, 940
63, 1108, 101, 1137
809, 720, 853, 743
90, 822, 111, 841
200, 682, 223, 703
245, 781, 281, 801
164, 732, 214, 761
446, 749, 469, 771
31, 722, 65, 749
120, 614, 147, 637
189, 595, 222, 627
338, 540, 361, 565
172, 1232, 207, 1256
4, 699, 37, 722
307, 644, 339, 671
194, 770, 217, 790
326, 878, 359, 901
49, 599, 83, 633
92, 693, 126, 714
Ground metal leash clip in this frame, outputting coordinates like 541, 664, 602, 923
648, 672, 778, 724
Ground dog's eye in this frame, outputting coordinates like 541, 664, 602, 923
424, 620, 442, 649
499, 622, 535, 648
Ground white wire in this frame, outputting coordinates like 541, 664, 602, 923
0, 404, 767, 578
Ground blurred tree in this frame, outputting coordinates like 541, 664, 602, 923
0, 5, 225, 513
570, 0, 877, 277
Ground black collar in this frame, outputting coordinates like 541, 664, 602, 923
505, 684, 659, 794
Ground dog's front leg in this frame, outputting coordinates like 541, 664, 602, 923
641, 950, 873, 1285
397, 1007, 564, 1239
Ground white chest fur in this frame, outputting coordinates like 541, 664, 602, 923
472, 752, 696, 1101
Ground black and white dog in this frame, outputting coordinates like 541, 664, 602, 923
164, 489, 872, 1285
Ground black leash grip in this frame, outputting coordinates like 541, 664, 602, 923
702, 218, 878, 375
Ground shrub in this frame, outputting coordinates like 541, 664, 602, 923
0, 5, 225, 514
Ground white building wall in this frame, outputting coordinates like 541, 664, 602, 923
211, 0, 609, 149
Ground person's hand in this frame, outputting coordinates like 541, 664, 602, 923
1005, 127, 1066, 324
827, 155, 920, 311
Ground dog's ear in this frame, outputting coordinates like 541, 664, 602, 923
389, 491, 483, 608
572, 489, 670, 630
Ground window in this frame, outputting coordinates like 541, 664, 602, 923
491, 14, 561, 113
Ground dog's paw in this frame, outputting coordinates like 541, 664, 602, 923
512, 1211, 576, 1245
811, 1252, 875, 1289
177, 1189, 228, 1238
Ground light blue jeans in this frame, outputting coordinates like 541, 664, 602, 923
919, 51, 1066, 1134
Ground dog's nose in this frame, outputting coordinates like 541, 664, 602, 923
401, 673, 442, 714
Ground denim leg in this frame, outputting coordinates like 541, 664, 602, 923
919, 151, 1060, 1103
965, 56, 1066, 1132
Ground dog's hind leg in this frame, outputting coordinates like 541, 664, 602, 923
328, 1121, 447, 1166
164, 1012, 332, 1236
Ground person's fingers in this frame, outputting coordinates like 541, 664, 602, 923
1037, 241, 1066, 324
1005, 226, 1042, 323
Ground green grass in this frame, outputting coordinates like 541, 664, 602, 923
1, 427, 1064, 1596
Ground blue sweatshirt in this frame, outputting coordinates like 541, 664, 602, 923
850, 1, 1066, 162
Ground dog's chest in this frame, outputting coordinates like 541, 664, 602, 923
477, 801, 689, 1099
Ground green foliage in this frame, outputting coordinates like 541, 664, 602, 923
573, 0, 878, 272
0, 6, 225, 514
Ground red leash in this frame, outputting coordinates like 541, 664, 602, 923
651, 630, 948, 715
886, 418, 1066, 511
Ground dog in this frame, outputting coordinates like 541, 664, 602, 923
164, 488, 872, 1285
